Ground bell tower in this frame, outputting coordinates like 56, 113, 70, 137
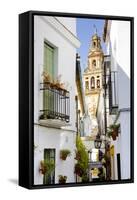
83, 30, 104, 136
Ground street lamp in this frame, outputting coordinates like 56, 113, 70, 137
94, 134, 102, 149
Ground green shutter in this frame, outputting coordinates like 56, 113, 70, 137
43, 43, 54, 114
44, 42, 54, 79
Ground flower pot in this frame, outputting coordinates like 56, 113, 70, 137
75, 151, 81, 161
111, 132, 117, 140
74, 164, 84, 177
60, 149, 71, 160
50, 82, 56, 89
59, 179, 66, 184
113, 128, 118, 137
60, 154, 67, 160
39, 163, 47, 175
44, 81, 51, 88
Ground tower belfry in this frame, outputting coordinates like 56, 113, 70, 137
83, 31, 104, 136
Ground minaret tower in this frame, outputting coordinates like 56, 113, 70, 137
83, 27, 104, 136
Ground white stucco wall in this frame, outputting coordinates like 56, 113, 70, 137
34, 16, 80, 130
34, 16, 80, 185
108, 20, 131, 180
34, 125, 76, 184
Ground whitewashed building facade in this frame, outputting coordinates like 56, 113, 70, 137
97, 20, 131, 180
34, 16, 80, 185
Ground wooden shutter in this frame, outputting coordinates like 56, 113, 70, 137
43, 43, 54, 115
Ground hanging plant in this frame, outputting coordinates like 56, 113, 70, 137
75, 150, 81, 161
109, 123, 120, 136
107, 123, 120, 140
39, 160, 55, 175
58, 175, 67, 184
60, 149, 71, 160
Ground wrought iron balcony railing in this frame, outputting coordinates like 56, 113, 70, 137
39, 83, 70, 124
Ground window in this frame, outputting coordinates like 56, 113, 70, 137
92, 60, 96, 67
97, 79, 100, 88
93, 41, 96, 48
43, 149, 55, 184
85, 81, 89, 90
91, 77, 95, 89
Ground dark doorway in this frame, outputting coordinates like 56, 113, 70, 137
117, 153, 121, 180
43, 149, 55, 184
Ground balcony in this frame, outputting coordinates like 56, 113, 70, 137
39, 83, 70, 128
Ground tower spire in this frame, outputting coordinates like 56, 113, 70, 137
93, 24, 97, 34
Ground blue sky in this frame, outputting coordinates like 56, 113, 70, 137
76, 18, 106, 72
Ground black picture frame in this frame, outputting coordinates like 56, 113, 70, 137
19, 11, 134, 189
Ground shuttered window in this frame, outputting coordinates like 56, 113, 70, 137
43, 42, 54, 113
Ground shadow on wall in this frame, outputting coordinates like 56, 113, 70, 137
117, 61, 130, 109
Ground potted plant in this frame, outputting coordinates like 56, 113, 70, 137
42, 72, 51, 87
107, 129, 116, 140
58, 175, 67, 184
74, 135, 89, 179
75, 150, 81, 161
74, 163, 84, 177
50, 79, 57, 89
60, 149, 71, 160
82, 173, 89, 183
109, 123, 120, 136
107, 123, 120, 140
54, 74, 62, 89
39, 160, 55, 175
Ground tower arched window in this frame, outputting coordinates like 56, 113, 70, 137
97, 79, 100, 88
92, 60, 96, 67
93, 41, 96, 48
91, 77, 95, 89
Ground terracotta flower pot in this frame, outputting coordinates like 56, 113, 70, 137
74, 164, 84, 177
44, 81, 50, 88
75, 152, 81, 161
113, 128, 118, 137
39, 163, 47, 175
111, 132, 117, 141
59, 179, 66, 184
60, 154, 67, 160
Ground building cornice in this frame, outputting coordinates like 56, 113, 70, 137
40, 16, 81, 48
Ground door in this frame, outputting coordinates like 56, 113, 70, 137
43, 149, 55, 185
117, 153, 121, 180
